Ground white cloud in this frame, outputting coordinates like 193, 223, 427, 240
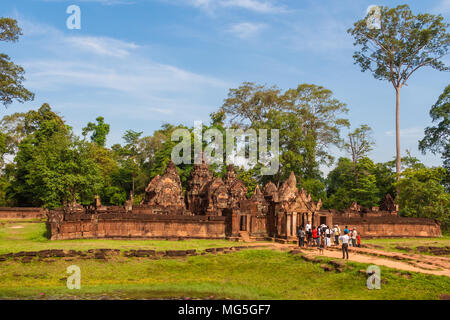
184, 0, 287, 14
13, 18, 230, 128
19, 19, 139, 58
220, 0, 287, 13
385, 127, 424, 140
227, 22, 266, 39
41, 0, 136, 5
66, 36, 139, 58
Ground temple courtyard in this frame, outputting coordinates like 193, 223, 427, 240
0, 220, 449, 300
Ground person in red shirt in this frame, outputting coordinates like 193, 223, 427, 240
312, 226, 319, 248
357, 234, 361, 248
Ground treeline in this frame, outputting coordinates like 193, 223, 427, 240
0, 82, 448, 229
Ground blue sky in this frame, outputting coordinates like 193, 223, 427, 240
1, 0, 449, 173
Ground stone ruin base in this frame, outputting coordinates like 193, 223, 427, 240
332, 217, 442, 238
47, 213, 227, 240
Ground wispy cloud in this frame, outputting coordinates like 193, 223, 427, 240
385, 127, 424, 140
220, 0, 287, 13
41, 0, 136, 5
65, 36, 139, 58
184, 0, 287, 14
14, 18, 229, 128
227, 22, 266, 39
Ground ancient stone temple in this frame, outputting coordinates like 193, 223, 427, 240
140, 161, 185, 213
47, 161, 442, 240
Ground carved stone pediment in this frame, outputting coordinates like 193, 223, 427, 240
205, 177, 229, 210
225, 165, 247, 208
278, 172, 297, 203
264, 181, 278, 202
141, 161, 185, 209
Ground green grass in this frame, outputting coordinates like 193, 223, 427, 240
1, 221, 449, 300
0, 221, 245, 254
0, 250, 449, 300
364, 237, 450, 256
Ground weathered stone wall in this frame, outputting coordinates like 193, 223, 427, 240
48, 213, 226, 240
332, 216, 441, 238
0, 207, 46, 219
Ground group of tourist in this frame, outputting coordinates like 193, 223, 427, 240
296, 224, 361, 259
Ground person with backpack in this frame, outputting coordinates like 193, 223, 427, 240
339, 230, 350, 260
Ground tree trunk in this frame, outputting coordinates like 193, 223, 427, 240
395, 87, 401, 190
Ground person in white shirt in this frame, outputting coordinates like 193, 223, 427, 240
339, 231, 350, 259
325, 227, 331, 247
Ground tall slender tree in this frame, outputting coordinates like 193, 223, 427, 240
348, 5, 450, 184
344, 124, 375, 183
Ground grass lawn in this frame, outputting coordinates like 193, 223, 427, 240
364, 236, 450, 256
0, 221, 449, 300
0, 221, 242, 254
1, 250, 449, 300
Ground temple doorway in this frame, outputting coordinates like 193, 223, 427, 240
239, 215, 247, 231
320, 216, 327, 226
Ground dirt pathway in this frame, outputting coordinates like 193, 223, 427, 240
245, 242, 450, 277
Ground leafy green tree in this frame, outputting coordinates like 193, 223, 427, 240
352, 158, 380, 208
373, 162, 396, 200
325, 157, 380, 210
7, 104, 102, 208
348, 4, 450, 181
344, 124, 375, 182
121, 129, 143, 196
345, 125, 375, 163
301, 178, 327, 203
220, 82, 349, 185
419, 85, 449, 188
0, 18, 34, 107
102, 186, 126, 206
395, 167, 450, 230
82, 116, 110, 147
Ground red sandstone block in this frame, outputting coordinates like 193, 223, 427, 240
165, 250, 187, 257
